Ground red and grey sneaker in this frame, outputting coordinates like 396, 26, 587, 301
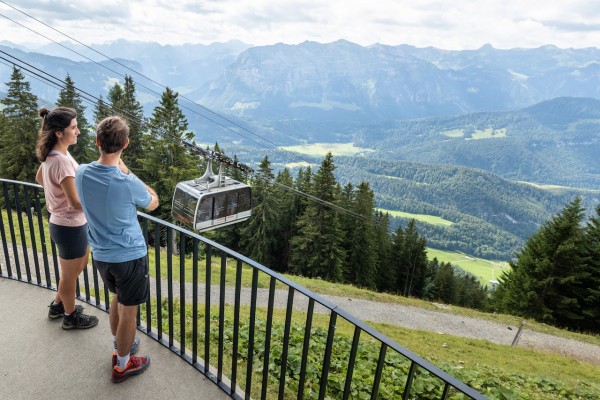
112, 337, 141, 367
112, 355, 150, 383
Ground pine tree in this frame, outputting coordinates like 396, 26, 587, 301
239, 156, 280, 267
270, 168, 297, 272
579, 205, 600, 332
289, 153, 345, 281
454, 271, 488, 310
345, 182, 378, 289
107, 76, 145, 171
293, 166, 312, 220
140, 87, 197, 222
93, 95, 111, 124
390, 225, 405, 293
392, 220, 428, 297
494, 198, 587, 328
56, 74, 95, 162
339, 182, 355, 281
0, 67, 39, 182
433, 261, 456, 304
374, 211, 393, 292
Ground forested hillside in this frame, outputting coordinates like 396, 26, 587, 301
355, 97, 600, 189
240, 148, 599, 259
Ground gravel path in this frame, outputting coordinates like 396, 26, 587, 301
181, 282, 600, 366
3, 247, 600, 366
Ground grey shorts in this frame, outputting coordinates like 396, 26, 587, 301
94, 256, 150, 306
49, 223, 88, 260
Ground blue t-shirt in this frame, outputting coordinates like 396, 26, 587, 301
75, 162, 152, 263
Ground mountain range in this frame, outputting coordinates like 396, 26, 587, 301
1, 39, 599, 259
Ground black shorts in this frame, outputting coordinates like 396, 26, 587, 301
49, 223, 88, 260
94, 256, 150, 306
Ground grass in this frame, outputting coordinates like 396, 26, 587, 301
138, 295, 600, 399
377, 207, 454, 226
425, 247, 510, 285
468, 128, 507, 140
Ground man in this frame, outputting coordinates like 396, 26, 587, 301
75, 116, 159, 383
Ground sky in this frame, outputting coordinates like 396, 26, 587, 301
2, 0, 600, 50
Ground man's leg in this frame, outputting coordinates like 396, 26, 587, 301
109, 295, 119, 336
116, 303, 138, 357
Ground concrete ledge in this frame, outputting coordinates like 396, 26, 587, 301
0, 277, 230, 400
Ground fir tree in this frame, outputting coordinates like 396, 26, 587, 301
289, 153, 345, 281
93, 95, 111, 124
579, 205, 600, 332
433, 261, 456, 304
56, 74, 94, 162
0, 67, 39, 182
374, 211, 393, 292
494, 198, 587, 328
239, 156, 280, 267
140, 87, 197, 222
454, 271, 489, 309
345, 182, 378, 289
271, 167, 297, 272
392, 220, 428, 297
107, 76, 145, 171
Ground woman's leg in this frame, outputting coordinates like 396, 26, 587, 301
57, 247, 90, 314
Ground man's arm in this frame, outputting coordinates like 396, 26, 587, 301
120, 159, 159, 211
144, 184, 159, 211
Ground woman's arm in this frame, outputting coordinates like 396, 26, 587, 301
60, 176, 82, 211
35, 165, 44, 185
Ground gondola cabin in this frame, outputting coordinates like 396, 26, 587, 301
172, 177, 252, 232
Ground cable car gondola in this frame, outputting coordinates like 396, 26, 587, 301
172, 141, 253, 232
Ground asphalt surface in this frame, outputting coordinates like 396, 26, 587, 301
0, 277, 229, 400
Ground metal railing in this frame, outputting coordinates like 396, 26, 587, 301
0, 178, 488, 400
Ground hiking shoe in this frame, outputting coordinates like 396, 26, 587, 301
48, 301, 83, 319
62, 307, 99, 330
112, 337, 141, 367
112, 355, 150, 383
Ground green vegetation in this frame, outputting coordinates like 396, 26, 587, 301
492, 198, 600, 333
138, 297, 600, 399
378, 208, 454, 227
468, 127, 507, 139
426, 248, 509, 285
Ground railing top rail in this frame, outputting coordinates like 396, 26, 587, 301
138, 211, 487, 399
1, 178, 42, 189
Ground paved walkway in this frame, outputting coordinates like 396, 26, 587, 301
0, 277, 229, 400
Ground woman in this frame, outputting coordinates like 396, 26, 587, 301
35, 106, 98, 330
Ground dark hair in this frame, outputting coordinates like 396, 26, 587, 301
96, 116, 129, 154
35, 107, 77, 161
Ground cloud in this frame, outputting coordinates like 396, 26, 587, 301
3, 0, 600, 49
541, 20, 600, 32
6, 0, 130, 21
